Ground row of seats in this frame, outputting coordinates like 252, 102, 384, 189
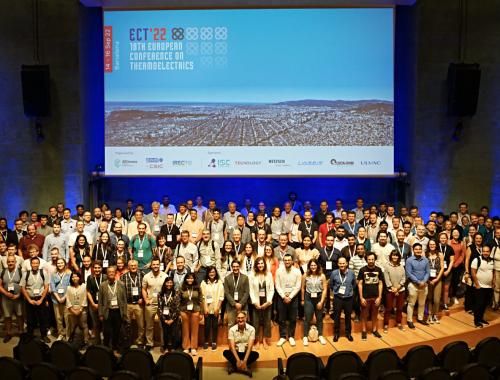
277, 336, 500, 380
2, 335, 201, 380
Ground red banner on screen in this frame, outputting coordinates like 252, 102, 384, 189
104, 26, 113, 73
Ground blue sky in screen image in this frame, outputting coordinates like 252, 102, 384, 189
104, 8, 393, 103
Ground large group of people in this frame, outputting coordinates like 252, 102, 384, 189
0, 194, 499, 377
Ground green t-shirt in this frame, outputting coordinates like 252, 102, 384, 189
131, 235, 156, 269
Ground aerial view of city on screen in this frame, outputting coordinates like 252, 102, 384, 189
105, 100, 393, 147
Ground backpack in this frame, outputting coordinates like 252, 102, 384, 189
308, 325, 319, 342
25, 269, 45, 282
1, 267, 23, 282
197, 240, 216, 253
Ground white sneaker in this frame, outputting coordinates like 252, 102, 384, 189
191, 349, 197, 356
303, 337, 309, 346
319, 336, 327, 345
433, 315, 440, 324
454, 298, 459, 305
289, 337, 296, 347
276, 338, 286, 347
427, 317, 434, 324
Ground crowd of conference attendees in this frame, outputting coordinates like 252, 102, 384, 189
0, 194, 498, 376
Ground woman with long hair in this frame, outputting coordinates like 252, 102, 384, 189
220, 240, 237, 280
70, 234, 91, 272
296, 235, 320, 274
426, 240, 445, 323
92, 231, 116, 274
356, 226, 371, 252
66, 271, 89, 346
263, 244, 278, 281
50, 257, 71, 340
301, 258, 327, 345
115, 256, 128, 279
157, 276, 181, 353
200, 266, 224, 351
240, 242, 257, 276
180, 273, 202, 355
249, 257, 274, 349
383, 250, 406, 332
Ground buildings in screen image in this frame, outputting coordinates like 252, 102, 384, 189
105, 99, 393, 147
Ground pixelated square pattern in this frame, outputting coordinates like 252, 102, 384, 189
200, 27, 213, 40
214, 42, 227, 55
185, 27, 199, 41
215, 56, 227, 67
214, 27, 228, 40
186, 42, 199, 55
200, 42, 213, 55
200, 56, 213, 67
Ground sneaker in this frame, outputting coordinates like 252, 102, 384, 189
289, 337, 296, 347
454, 298, 459, 305
417, 319, 429, 326
407, 321, 415, 329
383, 325, 388, 333
57, 335, 65, 341
475, 322, 483, 328
276, 338, 286, 347
397, 324, 405, 331
319, 336, 327, 345
433, 315, 440, 324
191, 349, 198, 356
443, 304, 449, 311
302, 337, 309, 346
183, 349, 190, 354
480, 319, 490, 326
361, 331, 367, 340
427, 316, 434, 324
373, 331, 382, 338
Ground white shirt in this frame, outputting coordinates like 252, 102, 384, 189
471, 256, 494, 288
275, 266, 302, 299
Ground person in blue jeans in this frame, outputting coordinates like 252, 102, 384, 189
330, 256, 356, 342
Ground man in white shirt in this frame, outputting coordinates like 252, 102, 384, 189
281, 202, 297, 234
224, 202, 241, 231
194, 196, 207, 221
144, 201, 164, 236
159, 195, 177, 216
60, 208, 77, 237
372, 232, 394, 269
175, 231, 199, 272
182, 209, 204, 243
128, 210, 151, 239
275, 254, 301, 347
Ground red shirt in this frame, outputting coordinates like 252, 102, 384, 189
19, 234, 45, 259
318, 223, 335, 247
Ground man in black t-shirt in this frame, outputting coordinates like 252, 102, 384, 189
357, 252, 384, 340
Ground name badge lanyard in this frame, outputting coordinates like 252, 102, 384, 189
158, 247, 166, 262
174, 272, 184, 286
397, 244, 405, 257
129, 273, 139, 290
101, 244, 107, 262
32, 271, 42, 289
166, 224, 173, 236
95, 274, 102, 292
57, 272, 66, 289
349, 245, 355, 258
347, 223, 355, 235
305, 222, 312, 236
108, 281, 118, 300
235, 244, 241, 255
233, 274, 240, 291
138, 236, 146, 254
6, 270, 17, 288
164, 292, 173, 306
326, 248, 334, 262
310, 274, 321, 292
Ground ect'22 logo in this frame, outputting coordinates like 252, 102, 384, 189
129, 27, 185, 41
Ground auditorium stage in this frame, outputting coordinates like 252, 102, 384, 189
197, 307, 500, 368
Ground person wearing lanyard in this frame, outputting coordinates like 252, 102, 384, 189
297, 210, 319, 246
438, 232, 455, 310
142, 257, 167, 351
343, 211, 360, 237
405, 243, 430, 329
50, 257, 71, 341
249, 257, 274, 350
464, 233, 484, 313
145, 201, 164, 237
98, 265, 128, 354
318, 212, 335, 248
425, 240, 445, 324
208, 209, 227, 248
340, 235, 357, 264
92, 231, 117, 274
201, 266, 224, 351
275, 254, 302, 347
155, 234, 173, 273
296, 236, 320, 274
240, 242, 257, 276
357, 252, 384, 340
86, 260, 106, 344
224, 260, 250, 327
158, 276, 181, 353
179, 272, 202, 356
302, 258, 328, 345
319, 235, 342, 315
20, 256, 50, 343
197, 230, 222, 285
130, 223, 156, 273
330, 257, 356, 342
220, 240, 237, 279
122, 259, 145, 348
175, 231, 199, 273
223, 311, 259, 377
0, 254, 24, 343
171, 256, 190, 291
159, 213, 181, 251
471, 245, 495, 328
382, 250, 406, 333
66, 271, 89, 346
393, 230, 411, 264
70, 234, 91, 272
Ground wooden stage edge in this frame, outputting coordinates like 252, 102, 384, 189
197, 309, 500, 368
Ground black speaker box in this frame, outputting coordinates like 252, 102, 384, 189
21, 64, 51, 117
447, 63, 481, 117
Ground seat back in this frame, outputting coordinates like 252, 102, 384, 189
418, 366, 451, 380
67, 366, 102, 380
156, 352, 195, 380
438, 341, 470, 373
120, 348, 154, 380
82, 345, 116, 377
286, 352, 323, 380
30, 362, 63, 380
155, 373, 184, 380
364, 348, 400, 380
457, 363, 491, 380
13, 333, 49, 367
473, 337, 500, 368
0, 357, 26, 380
50, 340, 80, 373
326, 351, 364, 380
110, 370, 141, 380
338, 373, 366, 380
378, 369, 408, 380
404, 345, 436, 378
